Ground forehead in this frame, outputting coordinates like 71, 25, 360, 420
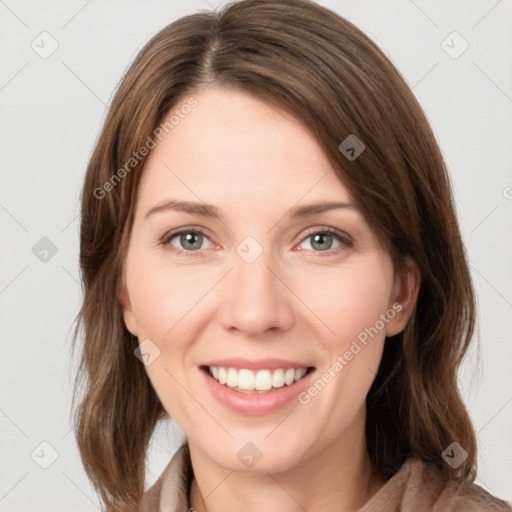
136, 86, 353, 214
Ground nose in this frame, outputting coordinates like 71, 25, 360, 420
216, 249, 295, 337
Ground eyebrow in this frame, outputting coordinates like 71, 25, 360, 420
144, 199, 357, 220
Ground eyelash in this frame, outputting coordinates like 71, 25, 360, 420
159, 226, 354, 258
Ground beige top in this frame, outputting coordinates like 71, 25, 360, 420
140, 443, 512, 511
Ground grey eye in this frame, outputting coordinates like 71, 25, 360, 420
166, 230, 213, 251
299, 232, 342, 252
310, 233, 335, 251
179, 232, 203, 250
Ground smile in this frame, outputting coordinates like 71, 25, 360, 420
204, 365, 313, 393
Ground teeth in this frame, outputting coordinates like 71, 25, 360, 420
207, 366, 309, 391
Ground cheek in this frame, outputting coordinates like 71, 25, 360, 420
125, 251, 210, 418
295, 266, 392, 414
292, 262, 394, 346
128, 248, 394, 353
127, 251, 215, 340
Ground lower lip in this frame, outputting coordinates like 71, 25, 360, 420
199, 366, 316, 416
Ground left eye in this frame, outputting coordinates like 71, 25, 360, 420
297, 230, 351, 253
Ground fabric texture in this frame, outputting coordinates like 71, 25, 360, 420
139, 443, 512, 512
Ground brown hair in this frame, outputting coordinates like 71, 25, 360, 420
70, 0, 477, 510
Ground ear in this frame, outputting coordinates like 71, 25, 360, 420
117, 277, 138, 337
385, 256, 421, 337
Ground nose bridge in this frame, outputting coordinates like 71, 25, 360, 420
217, 237, 294, 335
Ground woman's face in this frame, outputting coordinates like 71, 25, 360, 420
119, 85, 418, 473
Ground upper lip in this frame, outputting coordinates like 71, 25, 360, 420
201, 358, 315, 371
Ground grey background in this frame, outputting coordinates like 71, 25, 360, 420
1, 0, 511, 509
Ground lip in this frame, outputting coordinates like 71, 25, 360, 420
199, 365, 316, 416
201, 357, 312, 371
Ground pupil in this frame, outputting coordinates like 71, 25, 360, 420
312, 233, 332, 251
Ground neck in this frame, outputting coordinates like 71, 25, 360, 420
188, 418, 385, 512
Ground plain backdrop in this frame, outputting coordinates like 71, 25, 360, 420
1, 0, 511, 510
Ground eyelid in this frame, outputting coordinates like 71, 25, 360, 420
298, 226, 354, 247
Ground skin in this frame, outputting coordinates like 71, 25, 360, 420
119, 85, 421, 512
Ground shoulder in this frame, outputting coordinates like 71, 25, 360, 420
139, 443, 193, 512
361, 457, 512, 511
401, 458, 512, 511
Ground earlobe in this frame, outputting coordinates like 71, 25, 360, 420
385, 256, 421, 337
117, 280, 138, 337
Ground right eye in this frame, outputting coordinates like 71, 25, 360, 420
160, 228, 215, 257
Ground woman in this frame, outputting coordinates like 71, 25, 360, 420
70, 0, 512, 511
